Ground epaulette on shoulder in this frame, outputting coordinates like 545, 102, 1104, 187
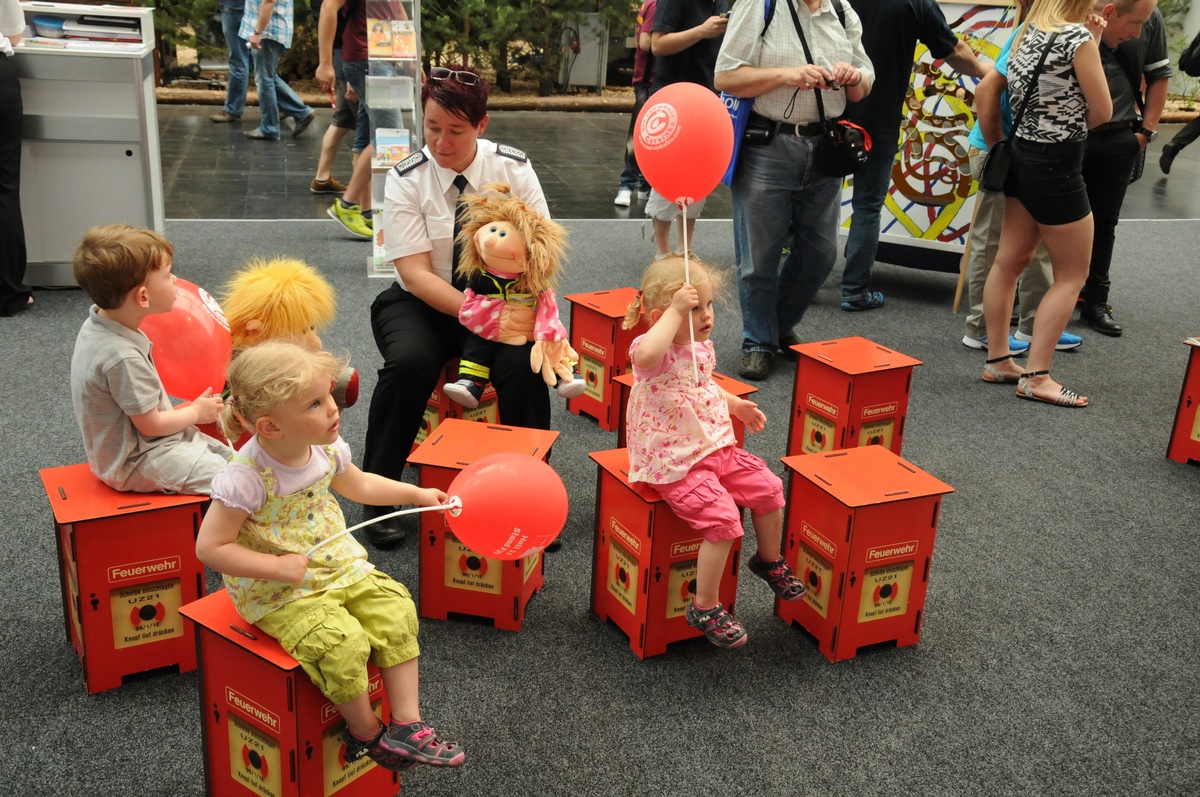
393, 151, 429, 177
496, 143, 528, 163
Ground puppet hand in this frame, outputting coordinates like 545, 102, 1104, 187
530, 340, 572, 387
497, 301, 535, 345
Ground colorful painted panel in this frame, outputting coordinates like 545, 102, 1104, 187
840, 1, 1020, 255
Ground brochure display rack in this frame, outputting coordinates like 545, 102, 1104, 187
364, 0, 421, 278
15, 2, 163, 287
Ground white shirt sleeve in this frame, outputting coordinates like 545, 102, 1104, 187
1, 0, 25, 55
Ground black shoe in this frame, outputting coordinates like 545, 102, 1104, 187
363, 505, 407, 549
1160, 144, 1178, 175
1081, 303, 1123, 337
777, 333, 801, 361
738, 350, 772, 381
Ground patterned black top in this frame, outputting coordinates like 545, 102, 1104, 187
1008, 23, 1094, 143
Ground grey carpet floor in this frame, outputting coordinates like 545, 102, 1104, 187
1, 217, 1197, 796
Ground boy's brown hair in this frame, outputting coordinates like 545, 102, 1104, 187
72, 224, 174, 310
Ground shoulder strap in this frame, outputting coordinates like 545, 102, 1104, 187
782, 0, 831, 121
762, 0, 776, 36
1110, 44, 1145, 116
1010, 31, 1059, 135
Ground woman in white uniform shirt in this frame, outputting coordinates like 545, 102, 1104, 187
0, 0, 31, 317
360, 64, 552, 546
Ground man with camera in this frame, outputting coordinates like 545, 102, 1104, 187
715, 0, 874, 381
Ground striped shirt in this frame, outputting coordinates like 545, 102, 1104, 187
239, 0, 295, 48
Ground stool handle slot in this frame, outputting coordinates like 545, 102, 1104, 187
117, 501, 152, 510
58, 486, 66, 500
229, 624, 257, 640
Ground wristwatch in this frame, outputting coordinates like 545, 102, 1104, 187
1137, 126, 1157, 142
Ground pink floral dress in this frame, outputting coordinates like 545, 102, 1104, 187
626, 336, 736, 486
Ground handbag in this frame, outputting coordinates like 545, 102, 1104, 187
781, 0, 870, 177
720, 0, 775, 188
978, 32, 1058, 193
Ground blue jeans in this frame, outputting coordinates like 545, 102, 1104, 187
618, 83, 652, 192
253, 38, 312, 139
220, 7, 250, 117
732, 133, 841, 353
841, 145, 896, 303
342, 59, 371, 153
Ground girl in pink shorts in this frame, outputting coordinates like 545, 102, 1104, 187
622, 255, 806, 649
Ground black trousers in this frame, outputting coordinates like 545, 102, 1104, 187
0, 54, 29, 317
362, 283, 552, 483
1080, 126, 1140, 307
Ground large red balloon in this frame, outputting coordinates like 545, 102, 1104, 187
142, 278, 232, 399
634, 82, 734, 206
446, 453, 568, 560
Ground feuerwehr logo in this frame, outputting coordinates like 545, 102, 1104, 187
640, 102, 680, 151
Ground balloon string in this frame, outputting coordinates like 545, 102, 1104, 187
678, 198, 699, 386
303, 499, 460, 558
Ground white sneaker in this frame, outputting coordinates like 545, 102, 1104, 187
614, 188, 632, 207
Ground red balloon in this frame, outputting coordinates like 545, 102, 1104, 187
446, 453, 568, 560
634, 82, 734, 206
142, 278, 232, 399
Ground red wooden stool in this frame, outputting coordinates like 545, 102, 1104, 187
39, 463, 207, 693
787, 336, 921, 456
180, 590, 400, 797
778, 447, 952, 662
407, 419, 559, 631
565, 287, 647, 430
590, 448, 742, 659
1167, 337, 1200, 465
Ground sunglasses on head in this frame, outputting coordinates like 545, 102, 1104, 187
429, 67, 479, 85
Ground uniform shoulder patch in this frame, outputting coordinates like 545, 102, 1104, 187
393, 151, 428, 176
496, 144, 528, 163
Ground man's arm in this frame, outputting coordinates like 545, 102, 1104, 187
944, 39, 991, 81
316, 0, 348, 92
248, 0, 275, 50
651, 15, 726, 57
1137, 76, 1168, 147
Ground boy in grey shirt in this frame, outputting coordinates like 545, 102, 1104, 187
70, 225, 232, 494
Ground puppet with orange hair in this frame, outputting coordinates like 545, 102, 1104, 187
443, 184, 584, 408
222, 257, 359, 408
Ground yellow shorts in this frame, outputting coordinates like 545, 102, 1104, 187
255, 570, 420, 705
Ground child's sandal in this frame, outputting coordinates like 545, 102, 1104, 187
342, 723, 418, 772
684, 601, 749, 648
381, 720, 466, 767
748, 554, 807, 601
982, 353, 1020, 384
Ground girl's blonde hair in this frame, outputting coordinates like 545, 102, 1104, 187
221, 340, 348, 441
1012, 0, 1094, 54
622, 255, 726, 330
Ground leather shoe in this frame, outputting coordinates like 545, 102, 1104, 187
1160, 143, 1178, 175
777, 333, 801, 361
738, 350, 772, 381
363, 505, 407, 549
1081, 303, 1123, 337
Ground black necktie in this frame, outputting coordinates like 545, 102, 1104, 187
451, 174, 469, 290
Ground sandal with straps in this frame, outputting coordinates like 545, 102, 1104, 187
1016, 370, 1088, 408
982, 353, 1021, 384
685, 602, 748, 649
748, 554, 807, 601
